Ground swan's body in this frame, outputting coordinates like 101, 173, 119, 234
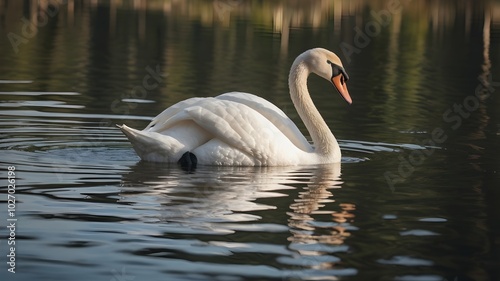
119, 48, 352, 166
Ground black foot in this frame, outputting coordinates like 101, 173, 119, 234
178, 151, 197, 172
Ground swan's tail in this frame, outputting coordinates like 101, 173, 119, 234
117, 124, 144, 142
118, 124, 178, 162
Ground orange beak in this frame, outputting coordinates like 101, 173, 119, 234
332, 75, 352, 105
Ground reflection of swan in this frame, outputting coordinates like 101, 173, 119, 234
287, 162, 353, 246
283, 163, 357, 278
120, 162, 354, 277
121, 163, 317, 227
121, 163, 296, 224
119, 48, 351, 166
120, 162, 344, 232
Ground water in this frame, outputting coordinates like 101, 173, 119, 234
1, 1, 500, 280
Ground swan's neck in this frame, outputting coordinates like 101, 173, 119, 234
289, 61, 340, 157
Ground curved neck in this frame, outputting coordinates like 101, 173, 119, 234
289, 61, 339, 156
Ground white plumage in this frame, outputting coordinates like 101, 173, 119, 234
119, 48, 352, 166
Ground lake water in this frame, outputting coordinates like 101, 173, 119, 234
1, 1, 500, 280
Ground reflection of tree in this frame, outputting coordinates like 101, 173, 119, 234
6, 1, 499, 49
1, 0, 499, 134
213, 0, 242, 25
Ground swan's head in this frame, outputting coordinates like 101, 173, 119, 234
302, 48, 352, 104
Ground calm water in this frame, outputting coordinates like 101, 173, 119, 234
1, 1, 500, 280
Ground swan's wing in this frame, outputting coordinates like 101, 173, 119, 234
144, 97, 205, 132
121, 96, 312, 164
182, 99, 311, 163
138, 97, 284, 154
216, 92, 312, 151
184, 99, 276, 159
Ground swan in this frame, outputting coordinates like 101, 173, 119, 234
118, 48, 352, 166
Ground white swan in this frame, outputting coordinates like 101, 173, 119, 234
118, 48, 352, 166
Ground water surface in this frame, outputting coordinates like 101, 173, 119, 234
1, 1, 500, 280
